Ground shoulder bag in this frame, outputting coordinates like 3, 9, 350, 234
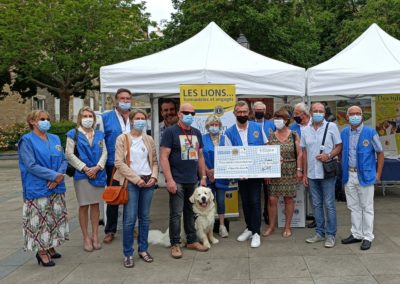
102, 134, 130, 205
66, 129, 79, 177
321, 122, 339, 178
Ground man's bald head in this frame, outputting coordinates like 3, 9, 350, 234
347, 105, 362, 116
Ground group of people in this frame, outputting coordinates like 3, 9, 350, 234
18, 88, 384, 269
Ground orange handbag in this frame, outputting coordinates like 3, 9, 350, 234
102, 134, 130, 205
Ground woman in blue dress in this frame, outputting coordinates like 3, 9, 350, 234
18, 110, 69, 267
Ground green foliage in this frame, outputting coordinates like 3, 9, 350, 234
0, 0, 152, 120
0, 124, 29, 152
49, 121, 77, 148
0, 121, 76, 151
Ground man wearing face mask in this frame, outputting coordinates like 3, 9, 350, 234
160, 103, 208, 259
340, 106, 384, 250
291, 102, 316, 228
301, 102, 342, 248
252, 101, 275, 227
98, 88, 133, 244
225, 101, 268, 248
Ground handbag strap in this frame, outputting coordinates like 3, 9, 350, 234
73, 128, 79, 157
108, 134, 131, 187
292, 131, 297, 160
320, 122, 330, 154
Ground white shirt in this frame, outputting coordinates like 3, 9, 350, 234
130, 136, 151, 176
97, 109, 131, 134
225, 122, 268, 146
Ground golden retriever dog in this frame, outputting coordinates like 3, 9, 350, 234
189, 186, 219, 249
148, 186, 219, 248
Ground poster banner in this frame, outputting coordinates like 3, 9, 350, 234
277, 184, 305, 228
375, 95, 400, 156
180, 84, 236, 134
180, 84, 238, 217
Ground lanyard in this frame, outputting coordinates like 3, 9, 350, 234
178, 123, 193, 147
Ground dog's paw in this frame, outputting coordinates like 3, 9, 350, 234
211, 238, 219, 244
204, 241, 211, 249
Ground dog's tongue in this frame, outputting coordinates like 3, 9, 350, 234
200, 202, 207, 208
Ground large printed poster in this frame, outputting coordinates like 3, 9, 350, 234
376, 95, 400, 156
180, 84, 239, 217
180, 84, 236, 134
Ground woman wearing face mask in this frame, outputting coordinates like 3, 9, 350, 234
18, 110, 69, 267
113, 109, 158, 268
202, 115, 235, 238
262, 109, 303, 238
66, 106, 107, 252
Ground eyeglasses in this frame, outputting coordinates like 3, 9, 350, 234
181, 111, 195, 116
39, 118, 50, 121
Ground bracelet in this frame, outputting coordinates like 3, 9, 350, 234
297, 168, 303, 172
201, 175, 207, 179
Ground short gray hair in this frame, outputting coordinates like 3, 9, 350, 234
294, 102, 309, 116
234, 100, 249, 110
253, 101, 266, 110
205, 114, 222, 130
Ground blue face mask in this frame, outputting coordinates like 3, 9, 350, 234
118, 102, 131, 111
349, 115, 362, 126
182, 114, 194, 126
132, 120, 146, 131
312, 113, 324, 123
38, 120, 51, 132
209, 126, 220, 134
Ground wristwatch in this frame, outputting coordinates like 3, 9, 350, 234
297, 168, 303, 172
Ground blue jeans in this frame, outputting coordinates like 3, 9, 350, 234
210, 183, 225, 215
123, 182, 154, 257
308, 177, 337, 237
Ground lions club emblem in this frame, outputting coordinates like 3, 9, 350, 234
363, 139, 369, 147
253, 131, 260, 139
55, 145, 62, 152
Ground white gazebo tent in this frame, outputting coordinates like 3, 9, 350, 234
100, 21, 305, 97
100, 21, 305, 147
307, 23, 400, 97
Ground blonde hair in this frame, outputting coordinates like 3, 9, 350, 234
205, 114, 222, 130
129, 109, 148, 120
26, 110, 50, 130
77, 106, 97, 128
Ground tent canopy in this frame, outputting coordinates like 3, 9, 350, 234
307, 23, 400, 96
100, 22, 305, 96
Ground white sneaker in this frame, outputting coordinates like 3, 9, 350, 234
237, 228, 252, 242
250, 233, 261, 248
219, 225, 229, 238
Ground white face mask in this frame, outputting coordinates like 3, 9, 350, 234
273, 119, 285, 130
81, 117, 94, 128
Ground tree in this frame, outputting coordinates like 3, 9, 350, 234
162, 0, 367, 68
0, 0, 152, 120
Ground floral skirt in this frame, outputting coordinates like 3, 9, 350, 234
22, 193, 69, 251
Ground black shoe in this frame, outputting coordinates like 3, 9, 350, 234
36, 252, 55, 267
360, 240, 372, 250
47, 248, 62, 259
306, 215, 315, 221
341, 234, 362, 245
307, 220, 316, 228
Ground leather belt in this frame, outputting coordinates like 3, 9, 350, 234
349, 167, 357, 172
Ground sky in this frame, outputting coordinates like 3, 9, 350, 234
141, 0, 175, 30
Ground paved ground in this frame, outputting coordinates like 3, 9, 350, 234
1, 159, 400, 283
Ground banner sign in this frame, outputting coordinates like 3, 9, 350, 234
180, 84, 236, 134
375, 94, 400, 156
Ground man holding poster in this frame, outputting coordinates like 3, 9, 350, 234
225, 101, 268, 248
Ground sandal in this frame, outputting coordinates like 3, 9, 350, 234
282, 229, 292, 238
139, 252, 154, 263
262, 228, 275, 237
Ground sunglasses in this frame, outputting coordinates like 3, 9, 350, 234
181, 111, 195, 116
39, 118, 50, 121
